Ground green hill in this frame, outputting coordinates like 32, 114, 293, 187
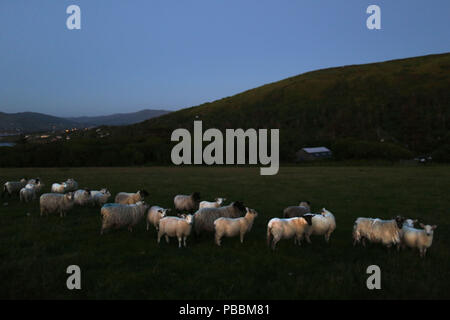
1, 53, 449, 166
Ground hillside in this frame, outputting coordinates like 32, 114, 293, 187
67, 109, 170, 126
1, 53, 449, 166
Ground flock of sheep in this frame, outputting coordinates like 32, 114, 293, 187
2, 177, 437, 257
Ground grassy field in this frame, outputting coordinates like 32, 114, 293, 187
1, 166, 449, 299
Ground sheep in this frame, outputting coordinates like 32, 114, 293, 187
90, 188, 111, 207
283, 201, 311, 218
100, 201, 149, 234
146, 205, 169, 231
401, 224, 437, 257
40, 192, 75, 217
266, 215, 313, 250
73, 189, 92, 206
199, 197, 226, 209
157, 214, 194, 248
214, 207, 258, 246
64, 178, 78, 192
115, 190, 149, 205
51, 182, 67, 193
304, 208, 336, 244
20, 180, 44, 203
174, 192, 201, 212
193, 201, 246, 235
353, 216, 406, 248
2, 178, 27, 198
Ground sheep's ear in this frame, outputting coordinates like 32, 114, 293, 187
432, 225, 437, 230
158, 209, 163, 213
420, 223, 425, 228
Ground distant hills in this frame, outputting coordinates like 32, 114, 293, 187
0, 112, 79, 134
0, 109, 171, 133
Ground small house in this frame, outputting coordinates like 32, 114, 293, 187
296, 147, 332, 161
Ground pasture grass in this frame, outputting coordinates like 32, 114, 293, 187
0, 166, 449, 299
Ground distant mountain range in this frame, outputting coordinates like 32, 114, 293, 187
0, 109, 171, 133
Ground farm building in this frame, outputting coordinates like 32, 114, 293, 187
296, 147, 332, 161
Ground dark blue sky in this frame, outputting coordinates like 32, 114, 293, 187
1, 0, 449, 117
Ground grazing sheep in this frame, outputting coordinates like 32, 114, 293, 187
266, 215, 313, 250
214, 207, 258, 246
199, 197, 226, 209
283, 201, 311, 218
174, 192, 201, 212
73, 189, 92, 206
115, 190, 149, 205
304, 208, 336, 243
2, 178, 27, 198
401, 223, 437, 257
158, 214, 194, 248
90, 189, 111, 207
51, 182, 67, 193
40, 192, 75, 217
353, 216, 406, 248
100, 201, 149, 234
64, 178, 78, 192
146, 205, 169, 231
193, 201, 246, 235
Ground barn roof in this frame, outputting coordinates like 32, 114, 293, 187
301, 147, 331, 153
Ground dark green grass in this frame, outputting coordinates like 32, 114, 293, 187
1, 166, 449, 299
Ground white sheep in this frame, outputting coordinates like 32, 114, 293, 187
2, 178, 27, 197
73, 189, 92, 206
304, 208, 336, 243
90, 188, 111, 207
40, 192, 75, 217
401, 224, 437, 257
266, 215, 313, 250
146, 205, 169, 231
20, 180, 44, 203
115, 190, 149, 205
51, 182, 67, 193
214, 207, 258, 246
199, 197, 226, 209
158, 214, 194, 248
174, 192, 201, 212
100, 201, 149, 234
353, 216, 406, 248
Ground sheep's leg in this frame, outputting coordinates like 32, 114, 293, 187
362, 237, 366, 247
183, 237, 187, 247
157, 231, 162, 244
178, 237, 182, 248
240, 232, 245, 244
295, 236, 302, 246
272, 236, 280, 250
165, 235, 170, 244
215, 233, 222, 246
146, 222, 149, 231
325, 232, 331, 243
305, 233, 312, 244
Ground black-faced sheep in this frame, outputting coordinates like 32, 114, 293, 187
193, 201, 246, 235
283, 201, 311, 218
